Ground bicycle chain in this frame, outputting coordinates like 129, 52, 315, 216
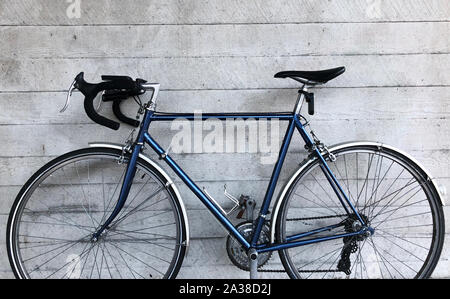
286, 214, 347, 222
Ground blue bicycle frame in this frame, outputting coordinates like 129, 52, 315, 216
94, 94, 370, 254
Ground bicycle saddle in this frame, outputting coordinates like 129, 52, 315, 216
275, 67, 345, 84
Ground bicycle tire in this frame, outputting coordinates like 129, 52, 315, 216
274, 143, 445, 279
7, 147, 188, 279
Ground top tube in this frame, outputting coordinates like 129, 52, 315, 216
148, 112, 295, 121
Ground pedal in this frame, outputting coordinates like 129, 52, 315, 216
236, 209, 245, 219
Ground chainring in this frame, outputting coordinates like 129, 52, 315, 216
226, 222, 272, 271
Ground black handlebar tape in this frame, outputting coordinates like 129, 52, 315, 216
75, 72, 121, 130
75, 72, 145, 130
112, 100, 140, 128
104, 89, 141, 127
102, 90, 129, 102
101, 75, 133, 81
84, 93, 120, 130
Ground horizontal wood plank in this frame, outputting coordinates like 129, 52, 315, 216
0, 149, 448, 187
1, 87, 449, 125
1, 0, 449, 25
0, 54, 449, 92
1, 22, 449, 59
1, 176, 448, 213
0, 117, 448, 157
1, 205, 450, 239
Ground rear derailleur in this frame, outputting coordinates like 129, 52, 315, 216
337, 214, 370, 275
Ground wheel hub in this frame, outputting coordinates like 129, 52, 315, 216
343, 214, 372, 240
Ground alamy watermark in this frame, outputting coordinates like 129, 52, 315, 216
169, 111, 281, 165
66, 0, 82, 19
366, 0, 383, 19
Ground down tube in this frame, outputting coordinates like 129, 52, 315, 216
143, 132, 251, 249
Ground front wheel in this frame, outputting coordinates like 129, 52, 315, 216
7, 147, 188, 279
275, 143, 445, 279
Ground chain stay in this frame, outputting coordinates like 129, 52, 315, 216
259, 214, 348, 274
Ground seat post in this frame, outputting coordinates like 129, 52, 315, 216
294, 84, 307, 115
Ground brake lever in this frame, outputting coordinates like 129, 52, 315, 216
60, 78, 77, 113
96, 91, 104, 112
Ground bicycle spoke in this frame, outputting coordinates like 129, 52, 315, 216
113, 210, 172, 229
368, 237, 389, 278
23, 193, 94, 234
309, 173, 344, 215
113, 171, 152, 221
27, 235, 88, 276
370, 198, 427, 219
99, 241, 113, 279
364, 178, 417, 217
22, 238, 85, 263
357, 153, 374, 207
108, 242, 141, 279
351, 239, 368, 278
371, 188, 424, 228
375, 228, 430, 251
313, 246, 342, 279
88, 244, 101, 279
61, 167, 98, 228
107, 229, 177, 251
107, 241, 165, 277
98, 165, 127, 225
50, 241, 94, 279
101, 241, 123, 279
111, 186, 166, 226
331, 158, 358, 206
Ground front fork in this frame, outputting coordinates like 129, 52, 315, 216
92, 142, 142, 240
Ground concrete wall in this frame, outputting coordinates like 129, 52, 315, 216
0, 0, 448, 278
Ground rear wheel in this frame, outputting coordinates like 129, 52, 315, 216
275, 144, 445, 279
7, 147, 187, 279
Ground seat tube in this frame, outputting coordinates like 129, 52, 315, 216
251, 119, 296, 247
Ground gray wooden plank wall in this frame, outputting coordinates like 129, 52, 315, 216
0, 0, 449, 278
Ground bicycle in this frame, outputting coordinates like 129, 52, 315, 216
6, 67, 445, 279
